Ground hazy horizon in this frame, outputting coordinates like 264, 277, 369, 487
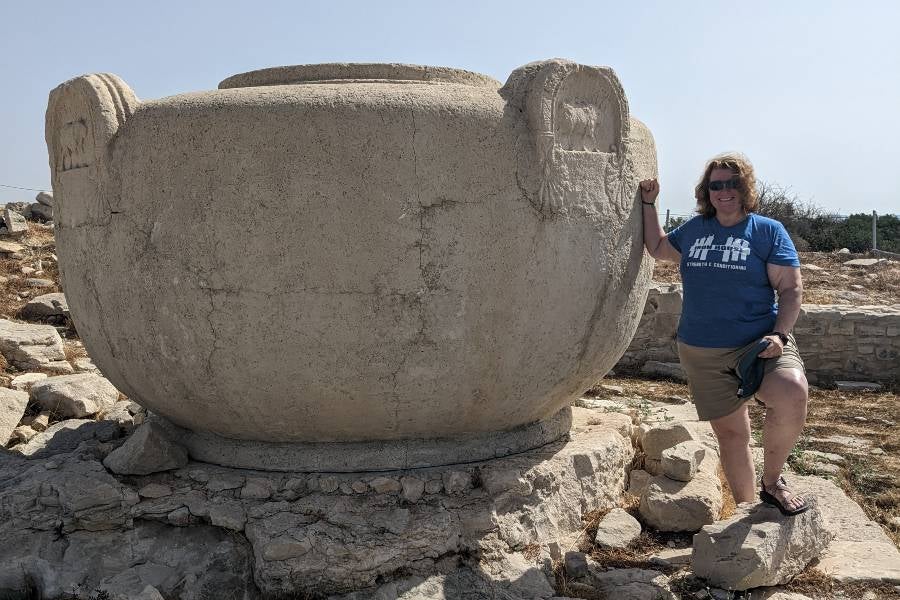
2, 1, 898, 218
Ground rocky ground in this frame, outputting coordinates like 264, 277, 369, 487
653, 251, 900, 306
1, 197, 899, 599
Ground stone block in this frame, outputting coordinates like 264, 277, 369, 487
628, 469, 651, 496
692, 502, 832, 590
30, 373, 120, 419
0, 319, 73, 374
639, 455, 722, 532
103, 421, 188, 475
593, 507, 641, 549
641, 422, 695, 460
10, 372, 48, 391
661, 440, 706, 482
15, 419, 120, 459
0, 388, 29, 446
639, 361, 686, 382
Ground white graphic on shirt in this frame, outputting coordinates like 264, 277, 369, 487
688, 235, 751, 263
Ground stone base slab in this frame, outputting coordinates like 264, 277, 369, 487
158, 407, 574, 472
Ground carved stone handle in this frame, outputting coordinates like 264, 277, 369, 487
501, 60, 631, 218
45, 73, 139, 227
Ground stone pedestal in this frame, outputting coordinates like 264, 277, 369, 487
0, 408, 633, 599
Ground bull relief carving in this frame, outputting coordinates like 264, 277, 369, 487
58, 119, 90, 172
46, 73, 139, 227
509, 60, 631, 218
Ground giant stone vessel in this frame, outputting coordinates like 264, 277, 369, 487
46, 60, 657, 470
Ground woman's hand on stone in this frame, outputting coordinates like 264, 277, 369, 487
640, 179, 659, 204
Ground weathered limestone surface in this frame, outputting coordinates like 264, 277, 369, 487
639, 453, 722, 532
20, 292, 69, 321
810, 475, 900, 583
0, 387, 29, 445
691, 501, 832, 590
0, 407, 633, 598
581, 560, 676, 600
30, 373, 120, 419
618, 283, 900, 385
45, 60, 656, 461
103, 420, 189, 475
593, 507, 642, 548
0, 319, 73, 374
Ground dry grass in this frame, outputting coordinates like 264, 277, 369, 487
0, 222, 62, 320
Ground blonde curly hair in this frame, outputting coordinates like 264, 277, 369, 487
694, 153, 759, 218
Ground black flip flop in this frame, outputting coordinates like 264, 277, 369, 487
760, 476, 810, 516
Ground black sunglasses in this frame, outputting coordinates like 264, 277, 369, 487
708, 179, 741, 191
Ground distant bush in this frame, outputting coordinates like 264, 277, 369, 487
755, 181, 899, 253
664, 215, 687, 232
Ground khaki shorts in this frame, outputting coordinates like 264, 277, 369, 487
677, 334, 805, 421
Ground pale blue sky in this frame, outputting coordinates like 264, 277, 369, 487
2, 1, 898, 217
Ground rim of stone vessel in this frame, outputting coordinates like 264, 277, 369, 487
154, 407, 572, 472
219, 63, 501, 89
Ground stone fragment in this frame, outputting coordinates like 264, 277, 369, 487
640, 361, 686, 382
809, 475, 900, 584
350, 480, 369, 493
641, 422, 695, 461
166, 507, 191, 526
29, 202, 53, 221
639, 456, 722, 532
3, 207, 28, 238
101, 402, 135, 429
584, 561, 677, 599
10, 372, 48, 391
801, 449, 845, 464
35, 191, 54, 207
661, 440, 706, 482
19, 293, 69, 321
30, 373, 120, 419
480, 466, 530, 495
628, 469, 651, 496
593, 507, 642, 549
648, 546, 692, 567
103, 421, 188, 475
565, 550, 589, 579
0, 319, 73, 374
72, 357, 99, 373
692, 502, 832, 590
319, 475, 339, 493
14, 418, 120, 458
400, 476, 425, 503
0, 240, 24, 256
600, 384, 625, 395
0, 387, 29, 445
369, 476, 402, 494
843, 258, 885, 267
30, 411, 50, 431
442, 470, 472, 494
138, 483, 173, 498
241, 477, 274, 499
835, 380, 882, 392
9, 424, 37, 444
208, 500, 246, 531
25, 278, 54, 288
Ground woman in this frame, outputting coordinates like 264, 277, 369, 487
640, 153, 809, 516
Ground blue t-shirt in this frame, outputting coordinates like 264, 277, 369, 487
667, 213, 800, 348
